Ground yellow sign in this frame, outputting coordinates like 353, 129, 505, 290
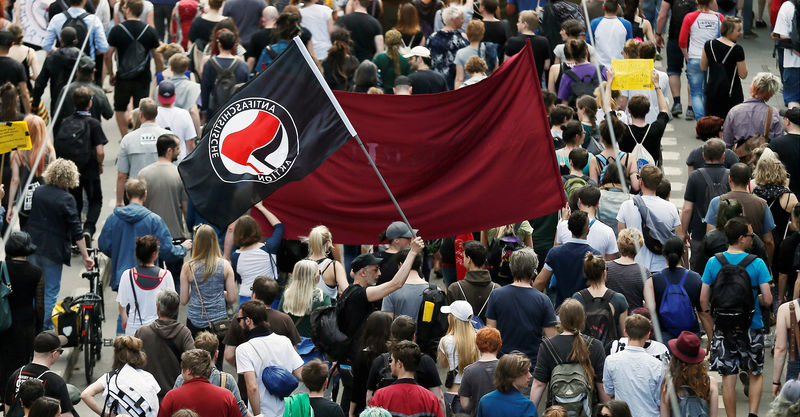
611, 59, 654, 90
0, 121, 31, 154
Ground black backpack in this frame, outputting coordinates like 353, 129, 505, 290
63, 10, 91, 52
277, 239, 309, 274
116, 23, 150, 80
375, 352, 397, 389
564, 68, 600, 106
415, 283, 449, 359
692, 168, 729, 227
209, 56, 242, 113
311, 286, 358, 362
710, 253, 757, 332
487, 224, 523, 286
580, 289, 618, 353
704, 40, 736, 103
54, 114, 92, 167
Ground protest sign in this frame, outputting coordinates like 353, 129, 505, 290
611, 59, 654, 90
0, 122, 32, 155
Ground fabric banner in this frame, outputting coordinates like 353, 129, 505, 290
178, 37, 356, 229
14, 0, 52, 48
255, 42, 565, 244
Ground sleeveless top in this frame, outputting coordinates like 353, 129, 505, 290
631, 19, 644, 40
187, 259, 227, 327
557, 151, 591, 176
753, 185, 792, 242
313, 257, 338, 300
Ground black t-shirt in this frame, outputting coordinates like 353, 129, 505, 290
376, 250, 400, 286
3, 260, 42, 328
188, 17, 220, 46
651, 267, 702, 334
533, 334, 605, 383
366, 352, 442, 392
335, 12, 383, 62
78, 114, 109, 174
704, 40, 744, 94
685, 146, 739, 170
503, 34, 550, 81
0, 57, 28, 88
619, 112, 669, 166
778, 232, 800, 275
665, 0, 696, 39
340, 285, 376, 360
769, 134, 800, 197
3, 364, 74, 416
482, 21, 508, 63
309, 397, 345, 417
682, 164, 729, 239
408, 70, 449, 94
107, 20, 160, 83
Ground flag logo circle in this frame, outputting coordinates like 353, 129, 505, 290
208, 98, 299, 184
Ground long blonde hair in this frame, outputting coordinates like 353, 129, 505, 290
308, 225, 332, 256
440, 315, 479, 374
190, 225, 222, 283
385, 29, 403, 79
14, 115, 54, 177
282, 260, 322, 316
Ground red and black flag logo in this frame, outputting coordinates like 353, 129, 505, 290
179, 37, 356, 228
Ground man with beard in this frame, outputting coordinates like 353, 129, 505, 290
405, 46, 448, 94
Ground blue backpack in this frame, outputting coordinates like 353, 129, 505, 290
657, 269, 697, 336
255, 40, 289, 75
595, 152, 628, 183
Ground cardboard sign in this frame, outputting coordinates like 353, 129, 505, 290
0, 121, 32, 155
611, 59, 654, 90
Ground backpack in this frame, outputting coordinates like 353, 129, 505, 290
657, 269, 698, 336
415, 283, 449, 359
375, 352, 397, 389
487, 224, 523, 285
541, 1, 584, 52
595, 152, 628, 183
455, 281, 494, 330
598, 188, 630, 234
709, 253, 757, 332
541, 336, 593, 417
284, 393, 313, 417
564, 68, 600, 106
564, 176, 588, 201
692, 168, 730, 225
100, 365, 159, 417
477, 42, 498, 73
63, 11, 90, 52
277, 239, 309, 274
631, 195, 676, 254
54, 114, 92, 167
678, 386, 711, 417
705, 39, 736, 101
628, 124, 656, 171
310, 289, 352, 362
256, 40, 289, 75
209, 56, 243, 113
7, 368, 56, 417
116, 24, 151, 80
580, 289, 618, 353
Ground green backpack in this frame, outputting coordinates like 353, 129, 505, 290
564, 176, 588, 202
284, 392, 312, 417
541, 336, 593, 417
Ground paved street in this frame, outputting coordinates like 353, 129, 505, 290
34, 12, 788, 417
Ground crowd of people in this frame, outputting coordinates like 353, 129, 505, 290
0, 0, 798, 415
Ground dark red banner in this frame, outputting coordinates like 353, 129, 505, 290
259, 43, 565, 244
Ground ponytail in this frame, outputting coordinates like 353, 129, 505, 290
559, 299, 595, 385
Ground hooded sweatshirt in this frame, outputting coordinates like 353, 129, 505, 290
446, 269, 500, 322
99, 203, 186, 290
134, 319, 195, 400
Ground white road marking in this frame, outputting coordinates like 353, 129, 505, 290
665, 124, 675, 132
661, 137, 677, 146
662, 151, 680, 161
671, 182, 684, 192
664, 166, 682, 176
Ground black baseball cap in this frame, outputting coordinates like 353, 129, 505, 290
350, 253, 383, 272
33, 331, 68, 353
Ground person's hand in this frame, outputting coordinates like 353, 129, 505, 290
116, 201, 125, 207
109, 73, 116, 86
606, 66, 615, 81
98, 164, 103, 174
84, 256, 95, 271
5, 208, 12, 225
121, 317, 127, 331
651, 69, 660, 86
0, 184, 4, 201
771, 32, 780, 41
254, 201, 265, 210
773, 382, 782, 398
655, 33, 664, 48
182, 239, 193, 251
410, 236, 424, 255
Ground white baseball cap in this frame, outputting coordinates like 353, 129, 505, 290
441, 300, 474, 322
402, 46, 431, 59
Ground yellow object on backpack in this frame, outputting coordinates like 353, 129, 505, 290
52, 297, 80, 347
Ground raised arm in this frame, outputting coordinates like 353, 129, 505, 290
365, 237, 424, 302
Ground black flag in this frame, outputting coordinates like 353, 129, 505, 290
178, 37, 357, 229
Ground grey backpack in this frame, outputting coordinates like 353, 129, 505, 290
632, 195, 676, 254
541, 336, 593, 417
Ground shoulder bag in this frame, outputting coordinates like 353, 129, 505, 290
192, 262, 231, 341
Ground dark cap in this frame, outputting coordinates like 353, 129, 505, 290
781, 107, 800, 126
78, 56, 95, 71
5, 231, 37, 257
394, 76, 411, 87
33, 331, 68, 353
60, 27, 78, 47
350, 253, 383, 272
158, 80, 176, 105
0, 30, 13, 48
385, 221, 417, 240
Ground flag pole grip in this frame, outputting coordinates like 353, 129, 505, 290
353, 134, 417, 238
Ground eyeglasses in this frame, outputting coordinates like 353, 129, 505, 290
236, 316, 248, 323
55, 349, 64, 355
744, 233, 755, 238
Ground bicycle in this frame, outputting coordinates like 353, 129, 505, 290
73, 248, 104, 385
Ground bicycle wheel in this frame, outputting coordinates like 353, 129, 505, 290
83, 313, 95, 385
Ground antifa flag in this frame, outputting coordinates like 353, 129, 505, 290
178, 37, 357, 228
253, 42, 566, 244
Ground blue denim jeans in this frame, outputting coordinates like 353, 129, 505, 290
782, 67, 800, 105
28, 254, 64, 330
742, 0, 754, 32
687, 58, 707, 118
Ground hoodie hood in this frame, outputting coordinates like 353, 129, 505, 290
150, 319, 186, 339
464, 269, 493, 286
113, 203, 152, 224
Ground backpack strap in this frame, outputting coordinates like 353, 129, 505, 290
209, 56, 224, 72
678, 269, 689, 287
737, 253, 758, 269
602, 289, 616, 319
540, 336, 562, 365
118, 23, 136, 40
764, 106, 773, 137
565, 69, 580, 82
790, 301, 800, 361
456, 281, 467, 300
714, 253, 729, 267
220, 371, 227, 388
476, 285, 495, 318
129, 269, 144, 325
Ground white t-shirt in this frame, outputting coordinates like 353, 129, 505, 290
95, 364, 161, 417
609, 337, 670, 364
556, 217, 619, 256
622, 69, 669, 124
775, 1, 800, 68
155, 106, 197, 161
616, 195, 681, 272
596, 109, 630, 125
233, 245, 279, 297
116, 267, 174, 336
235, 333, 304, 416
300, 4, 333, 60
684, 12, 722, 59
590, 17, 633, 67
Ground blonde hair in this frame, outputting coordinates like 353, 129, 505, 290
156, 42, 185, 62
754, 156, 789, 187
282, 259, 323, 316
367, 87, 384, 94
308, 225, 332, 255
44, 158, 79, 190
384, 29, 403, 77
622, 38, 641, 58
617, 228, 643, 258
440, 315, 479, 374
190, 225, 222, 283
14, 115, 55, 178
